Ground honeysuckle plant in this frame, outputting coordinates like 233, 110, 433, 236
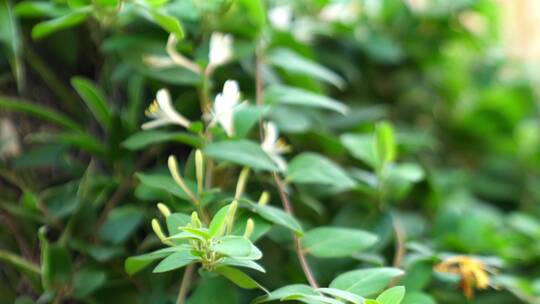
3, 1, 540, 304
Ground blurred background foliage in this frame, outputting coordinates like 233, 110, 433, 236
1, 0, 540, 303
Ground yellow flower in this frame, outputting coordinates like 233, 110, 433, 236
434, 255, 492, 299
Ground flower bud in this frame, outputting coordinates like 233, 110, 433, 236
226, 200, 238, 235
157, 202, 171, 218
243, 218, 255, 239
195, 149, 204, 195
258, 191, 270, 206
152, 218, 167, 242
168, 155, 197, 204
234, 167, 250, 199
191, 211, 202, 228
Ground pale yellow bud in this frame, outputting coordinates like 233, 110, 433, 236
234, 167, 250, 199
191, 211, 202, 228
243, 218, 255, 239
168, 155, 198, 204
226, 200, 238, 235
195, 149, 204, 195
157, 203, 171, 218
258, 191, 270, 206
152, 218, 167, 242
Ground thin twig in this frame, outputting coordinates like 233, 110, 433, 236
274, 173, 319, 289
176, 263, 195, 304
389, 213, 406, 287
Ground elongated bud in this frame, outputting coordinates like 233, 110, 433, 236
234, 167, 250, 199
258, 191, 270, 206
243, 218, 255, 239
195, 149, 204, 195
168, 155, 198, 204
225, 200, 238, 235
152, 218, 167, 242
191, 211, 202, 228
157, 203, 171, 218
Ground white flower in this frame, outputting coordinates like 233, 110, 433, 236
261, 122, 290, 171
319, 1, 361, 23
143, 34, 201, 74
211, 80, 242, 136
269, 5, 293, 30
209, 32, 234, 67
142, 89, 191, 130
404, 0, 428, 14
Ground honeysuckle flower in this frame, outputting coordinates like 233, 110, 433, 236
143, 34, 201, 74
208, 32, 233, 67
261, 122, 290, 171
141, 89, 191, 130
269, 5, 293, 30
211, 80, 242, 136
319, 0, 361, 24
434, 255, 494, 299
404, 0, 428, 14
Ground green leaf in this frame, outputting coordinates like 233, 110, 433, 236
265, 85, 348, 115
329, 267, 404, 297
214, 266, 266, 291
375, 121, 396, 166
26, 132, 105, 156
246, 201, 303, 235
204, 140, 278, 171
341, 133, 378, 169
317, 288, 364, 304
0, 249, 40, 275
388, 163, 424, 183
72, 270, 106, 298
14, 1, 69, 18
124, 247, 184, 275
149, 8, 184, 38
286, 153, 356, 191
0, 0, 24, 90
153, 249, 197, 273
376, 286, 406, 304
237, 0, 266, 30
401, 292, 435, 304
71, 76, 111, 130
219, 258, 265, 272
0, 96, 81, 131
166, 212, 191, 235
268, 48, 345, 89
122, 130, 203, 150
40, 228, 73, 291
187, 277, 239, 304
253, 284, 317, 304
208, 205, 231, 237
302, 226, 378, 258
137, 172, 196, 201
32, 9, 90, 40
234, 105, 267, 138
99, 206, 145, 244
281, 294, 343, 304
213, 236, 253, 257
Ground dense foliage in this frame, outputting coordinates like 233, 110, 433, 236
1, 0, 540, 303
